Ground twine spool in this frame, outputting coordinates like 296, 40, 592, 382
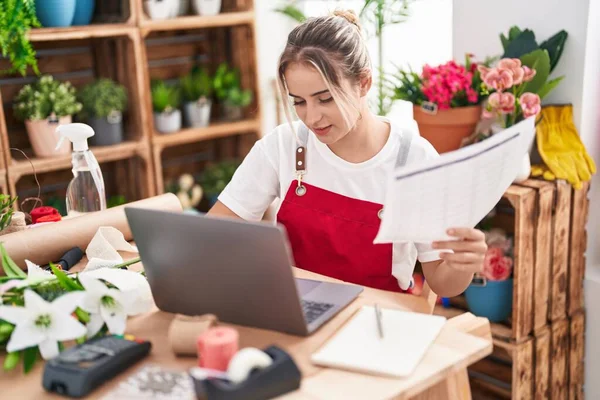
196, 326, 239, 371
0, 212, 27, 236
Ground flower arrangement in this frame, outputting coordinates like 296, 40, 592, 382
392, 54, 486, 110
481, 228, 513, 281
0, 244, 150, 373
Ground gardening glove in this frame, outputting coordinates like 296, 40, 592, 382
531, 164, 556, 181
536, 105, 596, 189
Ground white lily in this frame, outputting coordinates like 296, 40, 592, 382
78, 269, 152, 337
0, 290, 86, 359
14, 260, 56, 288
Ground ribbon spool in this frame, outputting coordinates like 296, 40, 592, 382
197, 327, 239, 371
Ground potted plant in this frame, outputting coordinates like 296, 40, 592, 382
192, 0, 221, 16
166, 173, 203, 212
78, 79, 128, 146
199, 160, 240, 207
152, 80, 182, 134
13, 75, 82, 157
144, 0, 178, 20
0, 0, 41, 76
464, 228, 514, 322
180, 67, 213, 128
35, 0, 76, 27
213, 63, 253, 121
392, 54, 487, 154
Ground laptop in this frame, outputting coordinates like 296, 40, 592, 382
124, 207, 363, 336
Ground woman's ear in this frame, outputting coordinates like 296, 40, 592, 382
359, 70, 372, 97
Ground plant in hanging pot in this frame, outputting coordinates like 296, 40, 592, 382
13, 75, 82, 158
151, 80, 182, 134
464, 228, 514, 323
77, 79, 128, 146
391, 54, 487, 154
213, 63, 253, 121
180, 67, 213, 128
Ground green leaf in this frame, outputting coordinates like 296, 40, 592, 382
50, 263, 83, 291
537, 76, 564, 99
520, 49, 551, 95
500, 33, 509, 51
75, 308, 90, 324
508, 26, 523, 41
3, 351, 20, 371
0, 243, 26, 278
503, 29, 538, 58
23, 347, 37, 373
273, 4, 306, 23
539, 30, 568, 73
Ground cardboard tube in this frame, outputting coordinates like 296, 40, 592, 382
0, 193, 182, 270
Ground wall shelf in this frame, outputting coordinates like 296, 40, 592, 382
139, 11, 255, 35
152, 119, 260, 148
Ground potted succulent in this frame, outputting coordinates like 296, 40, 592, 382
13, 75, 82, 157
213, 63, 253, 121
192, 0, 221, 16
78, 79, 128, 146
180, 67, 213, 128
200, 160, 240, 207
152, 80, 182, 134
464, 228, 514, 322
392, 54, 487, 154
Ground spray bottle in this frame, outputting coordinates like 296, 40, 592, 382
55, 123, 107, 216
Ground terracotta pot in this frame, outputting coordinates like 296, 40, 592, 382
25, 116, 72, 158
413, 105, 482, 154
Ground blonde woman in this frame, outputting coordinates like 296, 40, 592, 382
209, 10, 487, 297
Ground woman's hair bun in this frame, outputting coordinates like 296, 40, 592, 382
332, 9, 361, 31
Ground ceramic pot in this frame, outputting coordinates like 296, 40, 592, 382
221, 103, 243, 121
144, 0, 174, 20
25, 116, 72, 158
413, 104, 482, 154
192, 0, 221, 16
36, 0, 76, 27
154, 109, 182, 133
177, 0, 190, 15
464, 278, 513, 322
87, 112, 124, 146
183, 99, 211, 127
72, 0, 96, 25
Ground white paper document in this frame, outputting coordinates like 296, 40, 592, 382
374, 116, 536, 244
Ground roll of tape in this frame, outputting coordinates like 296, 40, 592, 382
196, 327, 239, 371
227, 347, 273, 384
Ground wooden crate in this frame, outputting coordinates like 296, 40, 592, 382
569, 311, 585, 400
568, 182, 590, 317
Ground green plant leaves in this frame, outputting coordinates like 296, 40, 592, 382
23, 347, 37, 373
78, 79, 128, 119
539, 30, 568, 73
0, 243, 26, 278
537, 76, 564, 99
0, 0, 41, 76
273, 4, 306, 23
49, 263, 83, 291
3, 351, 19, 371
151, 80, 181, 113
502, 29, 538, 59
519, 49, 550, 95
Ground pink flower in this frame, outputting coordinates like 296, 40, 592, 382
477, 65, 491, 80
482, 248, 513, 281
519, 93, 541, 117
483, 68, 513, 92
497, 58, 525, 85
522, 66, 536, 82
488, 92, 515, 114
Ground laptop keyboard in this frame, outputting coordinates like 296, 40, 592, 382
301, 300, 334, 324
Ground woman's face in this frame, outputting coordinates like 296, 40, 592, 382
285, 62, 363, 145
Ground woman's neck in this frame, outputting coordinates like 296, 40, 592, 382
328, 110, 390, 163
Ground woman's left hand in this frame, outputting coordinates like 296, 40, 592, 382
432, 227, 487, 274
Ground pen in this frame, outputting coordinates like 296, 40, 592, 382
375, 303, 384, 339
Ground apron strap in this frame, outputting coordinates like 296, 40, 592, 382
295, 124, 309, 196
395, 128, 414, 169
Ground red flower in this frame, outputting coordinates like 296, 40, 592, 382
482, 247, 513, 281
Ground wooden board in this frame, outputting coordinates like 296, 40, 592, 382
504, 185, 536, 342
568, 182, 590, 316
517, 179, 554, 333
534, 327, 551, 400
551, 319, 569, 400
569, 312, 585, 400
550, 181, 572, 322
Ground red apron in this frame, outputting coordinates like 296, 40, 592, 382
277, 124, 414, 293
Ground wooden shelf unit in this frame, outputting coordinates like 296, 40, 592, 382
0, 0, 262, 210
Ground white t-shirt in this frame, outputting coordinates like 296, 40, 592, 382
218, 117, 444, 290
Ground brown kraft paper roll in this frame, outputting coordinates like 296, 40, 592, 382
0, 193, 182, 270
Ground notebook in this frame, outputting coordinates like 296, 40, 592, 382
311, 305, 447, 378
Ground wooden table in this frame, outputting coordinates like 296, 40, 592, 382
0, 267, 492, 399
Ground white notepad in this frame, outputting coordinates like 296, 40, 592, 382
311, 306, 447, 378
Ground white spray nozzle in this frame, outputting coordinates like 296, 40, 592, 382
55, 123, 95, 152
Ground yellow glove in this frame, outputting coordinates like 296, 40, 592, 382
531, 164, 557, 181
536, 105, 596, 189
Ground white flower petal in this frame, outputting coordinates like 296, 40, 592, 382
6, 322, 45, 352
100, 303, 127, 335
25, 260, 53, 279
47, 311, 87, 341
78, 274, 110, 295
52, 291, 85, 314
86, 314, 105, 337
38, 338, 59, 360
24, 290, 51, 313
0, 305, 31, 325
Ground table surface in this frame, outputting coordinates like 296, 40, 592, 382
0, 263, 492, 400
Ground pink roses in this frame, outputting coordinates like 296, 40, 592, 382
479, 58, 541, 119
481, 229, 513, 281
